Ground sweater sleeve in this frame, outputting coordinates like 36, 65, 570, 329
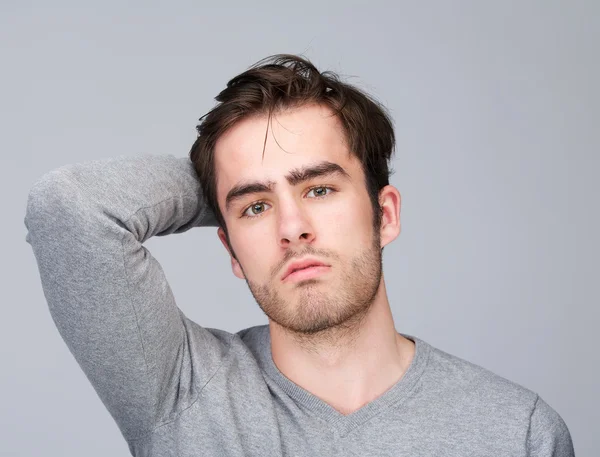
526, 395, 575, 456
24, 154, 223, 440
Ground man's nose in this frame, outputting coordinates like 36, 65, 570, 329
277, 200, 316, 248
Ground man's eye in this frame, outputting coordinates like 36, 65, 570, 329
240, 186, 336, 219
306, 186, 333, 198
242, 202, 271, 218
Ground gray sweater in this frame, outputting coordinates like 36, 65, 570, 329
24, 154, 574, 456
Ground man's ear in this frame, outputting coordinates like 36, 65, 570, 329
217, 227, 246, 280
378, 185, 401, 249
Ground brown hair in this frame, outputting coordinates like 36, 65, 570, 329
189, 54, 395, 249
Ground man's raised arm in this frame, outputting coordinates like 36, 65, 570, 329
24, 154, 225, 441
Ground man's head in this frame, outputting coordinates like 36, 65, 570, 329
189, 54, 401, 336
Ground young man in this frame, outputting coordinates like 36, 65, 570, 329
25, 54, 574, 456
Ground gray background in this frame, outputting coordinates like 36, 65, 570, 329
2, 1, 597, 456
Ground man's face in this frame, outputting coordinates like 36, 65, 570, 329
214, 104, 390, 335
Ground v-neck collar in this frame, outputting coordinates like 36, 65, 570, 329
254, 325, 431, 436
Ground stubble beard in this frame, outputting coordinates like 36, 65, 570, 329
244, 227, 383, 348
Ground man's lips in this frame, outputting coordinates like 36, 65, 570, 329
283, 265, 331, 282
281, 258, 330, 281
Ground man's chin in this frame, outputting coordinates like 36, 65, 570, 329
281, 280, 326, 291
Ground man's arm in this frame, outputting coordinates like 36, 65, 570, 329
24, 154, 222, 441
527, 395, 575, 456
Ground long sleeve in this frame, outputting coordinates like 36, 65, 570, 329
527, 395, 575, 456
24, 154, 223, 441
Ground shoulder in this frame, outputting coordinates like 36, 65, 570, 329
417, 337, 539, 408
527, 396, 575, 456
415, 336, 574, 454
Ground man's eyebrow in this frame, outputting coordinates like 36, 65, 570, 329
225, 161, 351, 212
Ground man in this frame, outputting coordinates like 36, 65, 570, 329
25, 54, 574, 456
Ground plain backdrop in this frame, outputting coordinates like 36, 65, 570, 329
2, 1, 598, 456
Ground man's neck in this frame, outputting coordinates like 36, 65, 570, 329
269, 278, 415, 416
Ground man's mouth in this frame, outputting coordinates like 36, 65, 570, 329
283, 265, 331, 282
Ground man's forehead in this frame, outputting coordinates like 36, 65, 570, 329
214, 106, 352, 194
215, 145, 355, 189
215, 106, 346, 162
